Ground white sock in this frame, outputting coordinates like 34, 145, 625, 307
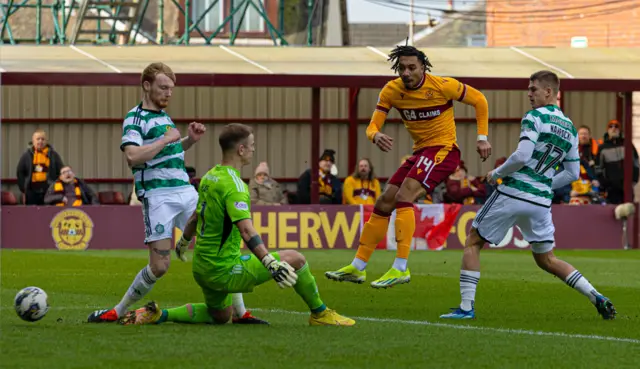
351, 258, 367, 271
565, 270, 598, 304
114, 265, 158, 317
392, 257, 408, 272
460, 270, 480, 311
232, 293, 247, 318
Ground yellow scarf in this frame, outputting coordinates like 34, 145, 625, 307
31, 146, 50, 183
53, 179, 83, 207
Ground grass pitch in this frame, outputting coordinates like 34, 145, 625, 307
2, 249, 640, 369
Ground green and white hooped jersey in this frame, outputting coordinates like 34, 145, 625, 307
120, 104, 191, 198
498, 105, 579, 207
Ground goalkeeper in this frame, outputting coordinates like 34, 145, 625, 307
120, 123, 355, 327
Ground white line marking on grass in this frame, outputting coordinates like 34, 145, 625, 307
254, 308, 640, 345
509, 46, 574, 79
69, 45, 122, 73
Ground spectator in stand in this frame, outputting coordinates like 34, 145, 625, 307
249, 161, 287, 206
444, 160, 486, 204
186, 166, 200, 191
343, 158, 381, 205
297, 149, 342, 204
44, 166, 99, 206
16, 129, 64, 205
578, 125, 599, 172
595, 119, 640, 204
569, 158, 600, 205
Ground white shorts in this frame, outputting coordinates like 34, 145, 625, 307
472, 191, 555, 254
141, 188, 198, 244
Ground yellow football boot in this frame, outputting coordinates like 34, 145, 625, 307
370, 267, 411, 289
324, 264, 366, 284
309, 308, 356, 326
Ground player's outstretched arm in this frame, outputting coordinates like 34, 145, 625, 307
235, 219, 298, 288
181, 122, 207, 151
442, 79, 491, 160
490, 139, 535, 182
123, 128, 181, 167
367, 85, 394, 152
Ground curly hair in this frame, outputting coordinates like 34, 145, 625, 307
387, 42, 433, 73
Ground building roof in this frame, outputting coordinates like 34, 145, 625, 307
2, 45, 640, 81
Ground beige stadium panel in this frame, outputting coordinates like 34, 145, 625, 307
563, 91, 617, 138
0, 46, 108, 72
74, 45, 266, 74
231, 46, 392, 75
517, 48, 640, 79
370, 46, 546, 78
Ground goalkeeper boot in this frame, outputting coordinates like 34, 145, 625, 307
325, 264, 366, 284
119, 301, 162, 326
370, 267, 410, 289
87, 308, 119, 323
309, 308, 356, 326
440, 306, 476, 320
594, 294, 616, 320
233, 311, 270, 325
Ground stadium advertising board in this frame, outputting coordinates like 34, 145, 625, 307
0, 204, 627, 250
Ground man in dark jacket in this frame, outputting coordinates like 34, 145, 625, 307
16, 129, 64, 205
595, 120, 639, 204
44, 166, 99, 206
297, 149, 342, 204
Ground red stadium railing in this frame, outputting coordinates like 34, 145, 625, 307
3, 72, 639, 247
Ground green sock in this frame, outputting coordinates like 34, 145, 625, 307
159, 303, 212, 324
293, 263, 326, 313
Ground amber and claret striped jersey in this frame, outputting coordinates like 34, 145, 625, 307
366, 74, 489, 153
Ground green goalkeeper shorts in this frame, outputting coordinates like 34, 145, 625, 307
193, 252, 281, 310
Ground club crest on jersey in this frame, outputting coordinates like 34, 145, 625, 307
235, 201, 248, 210
425, 89, 434, 99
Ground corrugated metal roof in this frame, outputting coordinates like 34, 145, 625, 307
1, 45, 640, 79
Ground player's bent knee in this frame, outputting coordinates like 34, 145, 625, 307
278, 250, 306, 270
532, 247, 556, 271
376, 186, 398, 213
208, 306, 232, 324
395, 178, 423, 204
465, 228, 485, 249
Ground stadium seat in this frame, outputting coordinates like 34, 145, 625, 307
1, 191, 18, 205
98, 191, 126, 205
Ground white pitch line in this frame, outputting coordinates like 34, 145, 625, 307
367, 46, 389, 60
254, 308, 640, 345
510, 46, 574, 79
219, 45, 273, 74
5, 305, 638, 344
69, 45, 122, 74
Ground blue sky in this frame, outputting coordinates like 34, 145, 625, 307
346, 0, 480, 24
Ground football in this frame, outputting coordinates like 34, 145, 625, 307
14, 286, 49, 322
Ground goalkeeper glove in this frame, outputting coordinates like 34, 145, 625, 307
261, 254, 298, 288
175, 235, 192, 262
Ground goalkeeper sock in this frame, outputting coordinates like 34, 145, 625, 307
565, 270, 598, 304
114, 265, 157, 317
294, 263, 326, 313
394, 203, 415, 272
232, 293, 247, 318
353, 209, 391, 271
460, 270, 480, 311
160, 303, 212, 324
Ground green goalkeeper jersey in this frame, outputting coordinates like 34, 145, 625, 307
193, 165, 252, 274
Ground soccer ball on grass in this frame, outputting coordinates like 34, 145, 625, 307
14, 286, 49, 322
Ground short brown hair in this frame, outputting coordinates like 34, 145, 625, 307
219, 123, 253, 153
141, 62, 176, 87
530, 70, 560, 94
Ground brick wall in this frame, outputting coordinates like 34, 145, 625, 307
486, 0, 640, 47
